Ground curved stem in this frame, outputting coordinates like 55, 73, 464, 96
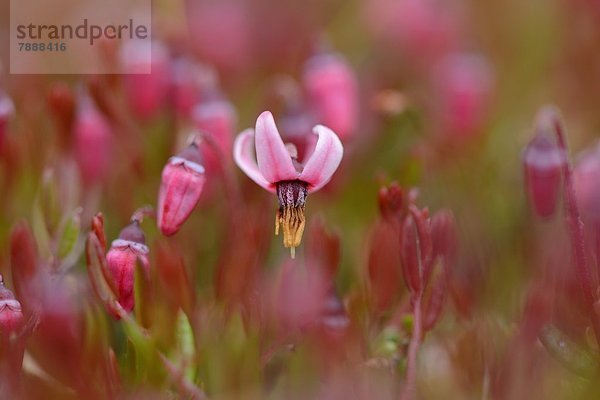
552, 117, 600, 344
401, 293, 423, 400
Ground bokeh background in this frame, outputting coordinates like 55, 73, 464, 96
1, 0, 600, 399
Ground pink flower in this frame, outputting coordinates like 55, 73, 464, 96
157, 143, 206, 236
73, 96, 112, 185
303, 53, 359, 141
106, 221, 150, 314
233, 111, 343, 257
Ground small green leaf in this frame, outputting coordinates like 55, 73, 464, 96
58, 208, 81, 260
540, 324, 598, 378
175, 310, 196, 381
31, 194, 52, 261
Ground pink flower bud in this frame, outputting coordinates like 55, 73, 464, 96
523, 132, 563, 219
73, 96, 112, 185
433, 53, 494, 141
0, 276, 23, 336
185, 0, 252, 73
303, 53, 358, 141
47, 83, 75, 150
170, 58, 210, 118
120, 42, 170, 119
191, 97, 236, 171
575, 146, 600, 222
157, 144, 206, 236
106, 221, 150, 313
365, 0, 461, 64
0, 90, 15, 155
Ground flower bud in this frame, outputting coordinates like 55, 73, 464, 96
365, 0, 461, 64
47, 82, 75, 148
191, 97, 236, 171
523, 132, 563, 218
73, 96, 112, 185
185, 0, 252, 73
0, 275, 23, 336
120, 41, 170, 119
400, 207, 433, 294
157, 144, 206, 236
575, 145, 600, 222
433, 53, 494, 141
170, 58, 203, 118
303, 53, 358, 141
0, 90, 15, 155
377, 182, 405, 221
106, 221, 150, 313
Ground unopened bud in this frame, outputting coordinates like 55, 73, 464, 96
73, 96, 112, 185
157, 144, 206, 236
191, 97, 236, 171
0, 90, 15, 155
303, 53, 358, 141
0, 275, 24, 336
523, 132, 563, 218
106, 221, 150, 313
120, 41, 170, 119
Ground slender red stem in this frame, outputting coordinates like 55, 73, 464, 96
552, 116, 600, 344
401, 293, 423, 400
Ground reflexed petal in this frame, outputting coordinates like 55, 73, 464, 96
255, 111, 298, 183
233, 128, 275, 192
299, 125, 343, 192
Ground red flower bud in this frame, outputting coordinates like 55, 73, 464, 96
400, 206, 433, 294
431, 209, 457, 268
10, 222, 39, 315
575, 146, 600, 222
0, 275, 24, 336
523, 131, 563, 218
0, 90, 15, 155
120, 42, 170, 119
433, 53, 494, 141
73, 96, 112, 185
157, 144, 206, 236
191, 97, 236, 172
47, 82, 75, 148
377, 182, 405, 220
303, 53, 358, 141
106, 221, 150, 313
170, 58, 204, 118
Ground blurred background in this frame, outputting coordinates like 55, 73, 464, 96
1, 0, 600, 399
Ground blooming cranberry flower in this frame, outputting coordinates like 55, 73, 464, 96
233, 111, 343, 257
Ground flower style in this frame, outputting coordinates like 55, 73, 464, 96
233, 111, 343, 257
